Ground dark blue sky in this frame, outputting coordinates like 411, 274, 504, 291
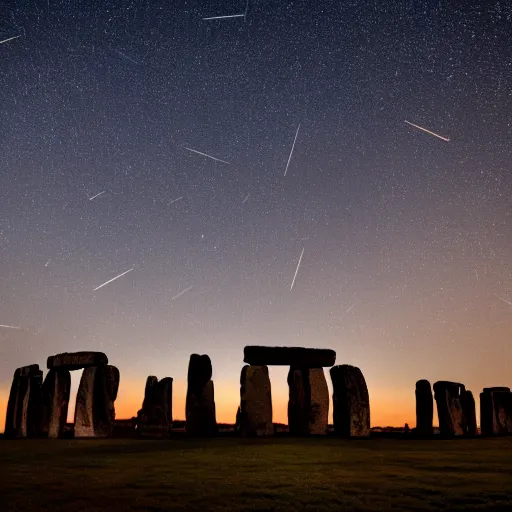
1, 0, 511, 426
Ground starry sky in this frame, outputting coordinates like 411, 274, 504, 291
1, 0, 511, 431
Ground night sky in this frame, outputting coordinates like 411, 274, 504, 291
1, 0, 511, 430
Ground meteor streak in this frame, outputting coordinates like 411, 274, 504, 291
404, 120, 450, 142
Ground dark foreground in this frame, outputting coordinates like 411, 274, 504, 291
1, 437, 511, 512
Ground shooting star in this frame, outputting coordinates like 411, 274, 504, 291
171, 285, 193, 301
495, 294, 512, 307
242, 193, 250, 204
346, 304, 355, 314
0, 324, 21, 330
284, 124, 300, 176
404, 120, 450, 142
290, 248, 305, 291
203, 14, 245, 20
0, 35, 22, 45
115, 49, 139, 65
44, 259, 51, 267
93, 268, 134, 291
184, 147, 230, 164
89, 191, 106, 201
169, 196, 183, 205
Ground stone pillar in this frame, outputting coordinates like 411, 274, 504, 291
415, 379, 433, 435
480, 387, 512, 436
186, 354, 217, 436
40, 369, 71, 438
433, 381, 465, 436
4, 365, 43, 438
137, 376, 173, 437
330, 365, 370, 437
460, 390, 477, 437
74, 365, 120, 438
288, 367, 329, 435
239, 365, 273, 436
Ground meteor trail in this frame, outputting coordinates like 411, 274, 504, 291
0, 324, 21, 330
495, 294, 512, 307
203, 14, 245, 20
346, 304, 355, 314
115, 50, 139, 64
0, 35, 22, 45
171, 285, 193, 301
169, 196, 183, 205
184, 147, 230, 164
404, 120, 450, 142
45, 259, 51, 267
242, 193, 250, 204
89, 191, 106, 201
290, 248, 305, 291
284, 124, 300, 176
94, 268, 134, 291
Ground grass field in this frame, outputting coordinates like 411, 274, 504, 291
1, 437, 511, 511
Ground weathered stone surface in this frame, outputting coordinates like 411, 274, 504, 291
244, 346, 336, 367
433, 381, 466, 436
39, 369, 71, 438
415, 379, 433, 435
74, 365, 120, 438
137, 376, 173, 437
460, 390, 477, 437
480, 387, 512, 436
330, 365, 370, 437
287, 367, 329, 435
4, 365, 43, 438
47, 351, 108, 370
308, 368, 329, 435
239, 365, 273, 436
186, 355, 217, 437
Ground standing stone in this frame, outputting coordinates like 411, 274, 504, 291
4, 365, 43, 438
415, 380, 434, 435
39, 369, 71, 438
137, 376, 173, 437
47, 351, 108, 370
433, 381, 466, 436
244, 346, 336, 367
74, 365, 120, 438
239, 365, 273, 436
308, 368, 329, 435
460, 389, 477, 437
186, 354, 217, 436
330, 365, 370, 437
288, 367, 329, 435
480, 387, 512, 436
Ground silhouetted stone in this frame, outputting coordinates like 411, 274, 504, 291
308, 368, 329, 435
433, 381, 466, 436
39, 369, 71, 438
288, 367, 329, 435
74, 365, 120, 438
330, 365, 370, 437
239, 365, 273, 436
4, 365, 43, 438
186, 354, 217, 436
480, 387, 512, 436
415, 379, 433, 435
47, 351, 108, 370
137, 376, 173, 437
460, 390, 477, 437
244, 346, 336, 367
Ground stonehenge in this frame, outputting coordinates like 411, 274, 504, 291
415, 380, 433, 435
185, 354, 217, 436
5, 345, 510, 441
330, 365, 370, 437
137, 376, 173, 437
480, 387, 512, 436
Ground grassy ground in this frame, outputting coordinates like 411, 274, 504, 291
1, 437, 511, 511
